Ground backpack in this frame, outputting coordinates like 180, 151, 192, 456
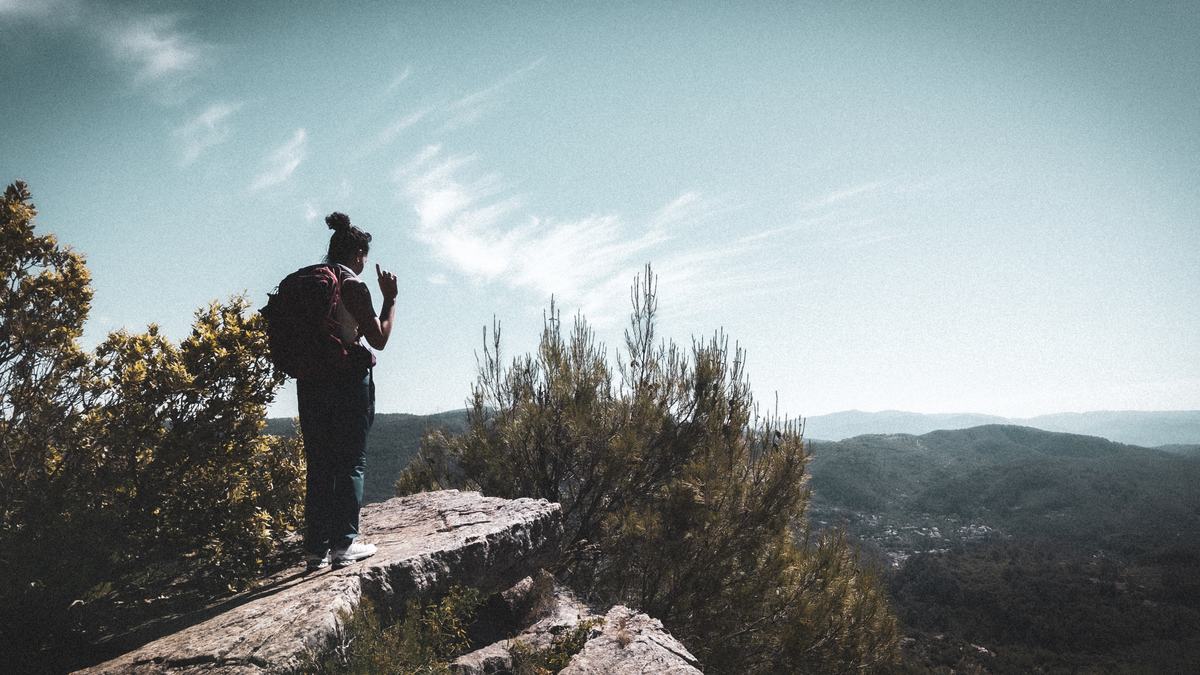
260, 264, 369, 379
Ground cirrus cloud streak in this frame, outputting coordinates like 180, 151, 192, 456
395, 145, 767, 324
250, 129, 308, 193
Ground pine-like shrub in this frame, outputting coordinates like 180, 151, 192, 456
399, 267, 899, 673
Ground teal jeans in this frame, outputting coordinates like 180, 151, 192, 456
297, 369, 374, 553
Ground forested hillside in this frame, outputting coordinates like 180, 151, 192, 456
266, 411, 467, 504
808, 425, 1200, 550
807, 425, 1200, 671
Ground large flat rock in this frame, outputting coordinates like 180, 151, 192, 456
76, 490, 561, 674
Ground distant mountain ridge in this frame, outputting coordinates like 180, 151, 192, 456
803, 409, 1200, 447
807, 423, 1200, 550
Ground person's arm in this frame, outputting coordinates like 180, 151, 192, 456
346, 264, 397, 350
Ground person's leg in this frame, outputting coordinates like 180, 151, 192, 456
330, 370, 374, 551
297, 378, 335, 558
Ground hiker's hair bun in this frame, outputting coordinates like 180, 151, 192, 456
325, 212, 351, 231
324, 211, 371, 263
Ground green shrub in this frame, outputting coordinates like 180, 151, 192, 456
509, 618, 603, 675
301, 586, 483, 674
399, 266, 899, 673
0, 181, 305, 671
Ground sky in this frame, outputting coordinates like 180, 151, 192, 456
1, 1, 1197, 420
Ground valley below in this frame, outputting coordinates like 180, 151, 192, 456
806, 425, 1200, 672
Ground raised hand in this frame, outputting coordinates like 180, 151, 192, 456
376, 263, 398, 300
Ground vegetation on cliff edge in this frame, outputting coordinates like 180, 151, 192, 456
398, 267, 900, 673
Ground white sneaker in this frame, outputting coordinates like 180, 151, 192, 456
305, 550, 330, 572
331, 541, 377, 568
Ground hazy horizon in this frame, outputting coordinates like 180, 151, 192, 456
3, 1, 1197, 420
270, 406, 1200, 421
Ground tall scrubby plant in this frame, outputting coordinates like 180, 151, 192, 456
399, 266, 898, 673
0, 180, 93, 534
0, 182, 305, 672
0, 181, 98, 671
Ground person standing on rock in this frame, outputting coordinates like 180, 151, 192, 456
299, 212, 397, 571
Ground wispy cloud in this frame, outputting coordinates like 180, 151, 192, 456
174, 101, 239, 164
303, 202, 320, 223
736, 214, 904, 252
734, 210, 862, 246
104, 13, 205, 85
250, 129, 307, 192
0, 0, 79, 20
356, 108, 430, 159
736, 178, 922, 251
799, 180, 888, 211
650, 191, 716, 230
386, 65, 412, 93
395, 147, 760, 324
2, 1, 211, 89
449, 58, 543, 110
441, 58, 544, 131
397, 148, 521, 278
1, 1, 211, 93
649, 245, 807, 320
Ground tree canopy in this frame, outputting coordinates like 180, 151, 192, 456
0, 181, 304, 672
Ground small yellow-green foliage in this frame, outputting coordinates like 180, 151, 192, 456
399, 266, 900, 673
301, 586, 483, 674
83, 297, 302, 585
509, 618, 603, 675
0, 182, 305, 671
0, 181, 92, 534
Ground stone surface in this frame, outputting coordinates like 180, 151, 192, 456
560, 605, 703, 674
452, 572, 599, 674
75, 490, 561, 674
453, 577, 704, 675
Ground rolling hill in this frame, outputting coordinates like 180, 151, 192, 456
803, 409, 1200, 446
807, 424, 1200, 551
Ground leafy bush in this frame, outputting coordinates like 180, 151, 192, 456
0, 182, 304, 672
82, 299, 303, 586
399, 267, 899, 673
0, 180, 93, 561
509, 618, 602, 674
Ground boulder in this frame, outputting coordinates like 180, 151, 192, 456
76, 490, 561, 674
560, 605, 702, 674
452, 577, 703, 675
452, 571, 599, 674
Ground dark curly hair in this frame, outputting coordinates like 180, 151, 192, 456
324, 212, 372, 265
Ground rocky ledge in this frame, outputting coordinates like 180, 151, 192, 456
76, 490, 562, 674
560, 605, 702, 674
452, 572, 702, 674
